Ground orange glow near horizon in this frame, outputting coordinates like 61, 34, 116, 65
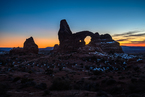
0, 33, 59, 48
0, 35, 25, 48
1, 38, 145, 48
112, 35, 145, 47
120, 43, 145, 47
0, 38, 59, 48
34, 38, 59, 48
1, 33, 145, 48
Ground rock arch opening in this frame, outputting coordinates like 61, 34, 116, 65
84, 36, 91, 45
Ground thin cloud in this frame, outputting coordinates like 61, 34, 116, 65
116, 38, 135, 41
129, 33, 145, 36
116, 39, 129, 41
123, 33, 145, 37
131, 40, 145, 44
113, 30, 142, 37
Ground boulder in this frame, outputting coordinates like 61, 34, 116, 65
53, 44, 59, 51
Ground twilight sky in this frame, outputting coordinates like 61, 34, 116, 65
0, 0, 145, 48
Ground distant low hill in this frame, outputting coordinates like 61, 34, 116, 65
0, 48, 12, 52
39, 47, 54, 51
121, 46, 145, 54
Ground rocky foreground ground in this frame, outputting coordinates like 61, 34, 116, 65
0, 51, 145, 97
1, 19, 145, 97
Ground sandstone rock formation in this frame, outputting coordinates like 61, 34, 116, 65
23, 37, 38, 54
10, 37, 38, 54
54, 19, 123, 53
58, 19, 72, 45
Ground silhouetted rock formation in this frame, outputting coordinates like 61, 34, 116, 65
23, 37, 38, 54
55, 19, 123, 53
10, 37, 38, 54
58, 19, 72, 46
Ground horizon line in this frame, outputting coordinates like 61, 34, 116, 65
1, 45, 145, 48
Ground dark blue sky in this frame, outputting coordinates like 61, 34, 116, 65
0, 0, 145, 47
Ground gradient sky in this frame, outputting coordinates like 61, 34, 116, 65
0, 0, 145, 48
